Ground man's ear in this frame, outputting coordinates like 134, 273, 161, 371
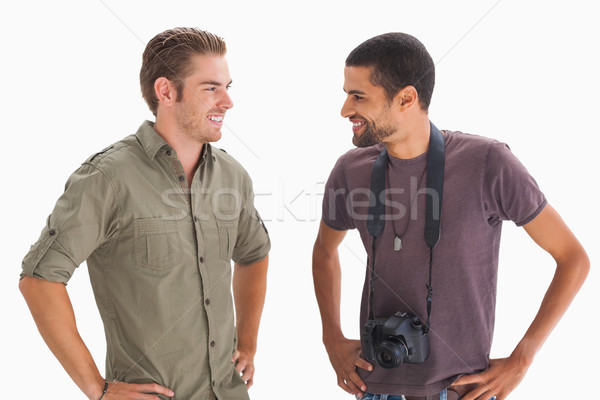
394, 85, 419, 111
154, 77, 177, 107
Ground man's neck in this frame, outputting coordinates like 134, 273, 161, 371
384, 117, 431, 160
154, 118, 204, 186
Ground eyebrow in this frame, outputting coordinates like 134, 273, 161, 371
200, 80, 233, 86
344, 89, 367, 95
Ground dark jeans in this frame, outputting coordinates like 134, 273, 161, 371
359, 389, 496, 400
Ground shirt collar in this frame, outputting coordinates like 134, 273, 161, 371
135, 120, 213, 163
136, 120, 169, 159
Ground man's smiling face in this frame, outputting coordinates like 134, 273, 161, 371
173, 55, 233, 144
340, 65, 397, 148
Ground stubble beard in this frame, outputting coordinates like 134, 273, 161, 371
352, 119, 397, 148
175, 104, 222, 144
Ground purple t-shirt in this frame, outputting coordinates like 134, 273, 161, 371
322, 130, 547, 396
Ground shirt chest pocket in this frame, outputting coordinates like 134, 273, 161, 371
216, 218, 239, 262
134, 218, 182, 270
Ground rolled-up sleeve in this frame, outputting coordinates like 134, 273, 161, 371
20, 163, 120, 283
231, 172, 270, 265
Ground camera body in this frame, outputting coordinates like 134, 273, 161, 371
362, 311, 429, 369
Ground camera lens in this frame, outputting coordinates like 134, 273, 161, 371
375, 340, 407, 369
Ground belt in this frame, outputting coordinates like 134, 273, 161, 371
405, 388, 461, 400
404, 395, 445, 400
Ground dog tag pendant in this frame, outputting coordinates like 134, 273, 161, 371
394, 236, 402, 251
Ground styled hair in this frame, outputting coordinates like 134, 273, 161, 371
346, 32, 435, 111
140, 27, 227, 115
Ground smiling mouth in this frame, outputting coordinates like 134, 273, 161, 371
207, 114, 224, 126
350, 119, 366, 133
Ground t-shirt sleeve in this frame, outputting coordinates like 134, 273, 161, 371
482, 142, 547, 227
20, 163, 120, 283
322, 154, 355, 231
232, 172, 270, 265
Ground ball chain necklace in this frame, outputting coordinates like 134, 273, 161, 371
387, 164, 427, 251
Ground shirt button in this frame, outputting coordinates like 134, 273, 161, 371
212, 380, 216, 386
199, 257, 204, 263
193, 216, 199, 222
205, 298, 210, 306
210, 340, 216, 347
178, 175, 185, 182
49, 229, 56, 236
166, 150, 172, 156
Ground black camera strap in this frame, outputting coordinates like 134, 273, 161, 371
366, 122, 445, 333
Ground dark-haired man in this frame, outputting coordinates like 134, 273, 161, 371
19, 27, 270, 400
312, 32, 588, 400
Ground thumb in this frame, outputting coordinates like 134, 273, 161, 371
452, 373, 481, 386
232, 350, 240, 363
235, 358, 247, 374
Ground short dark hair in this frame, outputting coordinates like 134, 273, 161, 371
346, 32, 435, 111
140, 27, 227, 116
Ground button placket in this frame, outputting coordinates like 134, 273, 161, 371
188, 163, 221, 382
162, 150, 188, 195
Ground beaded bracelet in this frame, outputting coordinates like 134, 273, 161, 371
98, 380, 109, 400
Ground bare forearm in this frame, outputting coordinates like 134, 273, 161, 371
312, 241, 344, 343
453, 206, 590, 400
233, 255, 268, 353
514, 206, 590, 365
512, 250, 589, 364
19, 276, 104, 400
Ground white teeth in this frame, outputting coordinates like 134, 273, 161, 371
208, 115, 223, 122
353, 121, 365, 127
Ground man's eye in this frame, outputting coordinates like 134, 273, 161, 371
206, 87, 217, 92
354, 95, 364, 101
226, 85, 232, 91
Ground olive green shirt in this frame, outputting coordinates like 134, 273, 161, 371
21, 121, 270, 400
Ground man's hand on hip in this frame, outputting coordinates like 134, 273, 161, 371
232, 348, 256, 389
324, 337, 373, 397
450, 356, 529, 400
93, 381, 175, 400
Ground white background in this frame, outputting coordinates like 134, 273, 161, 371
1, 0, 598, 398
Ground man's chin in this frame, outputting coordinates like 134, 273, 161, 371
208, 132, 222, 143
353, 133, 379, 148
198, 130, 222, 144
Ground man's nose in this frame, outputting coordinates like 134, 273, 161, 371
220, 91, 234, 110
340, 96, 353, 118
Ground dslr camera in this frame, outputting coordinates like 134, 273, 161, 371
362, 311, 429, 369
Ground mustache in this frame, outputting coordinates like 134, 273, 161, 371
349, 114, 366, 121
